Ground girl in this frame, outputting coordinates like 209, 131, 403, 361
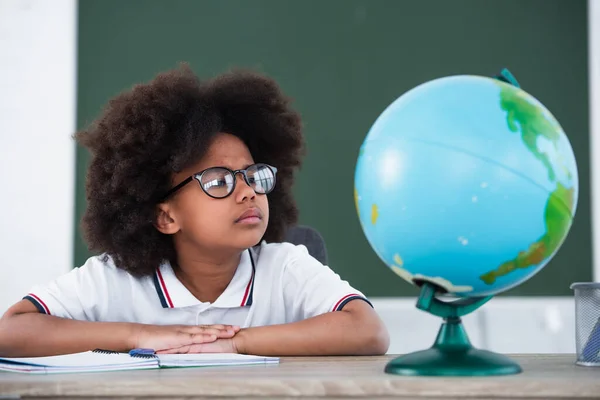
0, 65, 389, 357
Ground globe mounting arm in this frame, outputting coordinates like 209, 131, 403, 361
415, 282, 493, 319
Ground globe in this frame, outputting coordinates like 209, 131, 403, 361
354, 72, 578, 298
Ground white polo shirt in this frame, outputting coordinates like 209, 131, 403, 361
23, 241, 372, 327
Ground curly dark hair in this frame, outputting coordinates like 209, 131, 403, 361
75, 64, 305, 277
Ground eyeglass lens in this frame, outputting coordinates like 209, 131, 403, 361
198, 164, 275, 198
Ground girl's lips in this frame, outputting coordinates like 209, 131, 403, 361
235, 207, 262, 223
236, 216, 262, 224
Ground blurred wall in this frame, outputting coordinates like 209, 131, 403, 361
0, 0, 76, 313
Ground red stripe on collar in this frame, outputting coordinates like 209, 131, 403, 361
156, 268, 174, 308
240, 248, 256, 306
240, 271, 254, 306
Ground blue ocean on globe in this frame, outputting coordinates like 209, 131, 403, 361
354, 75, 578, 297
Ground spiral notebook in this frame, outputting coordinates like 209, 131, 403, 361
0, 349, 279, 374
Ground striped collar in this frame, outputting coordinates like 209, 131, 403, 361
152, 249, 256, 309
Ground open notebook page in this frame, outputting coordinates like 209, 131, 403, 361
0, 351, 157, 374
155, 353, 279, 367
0, 351, 279, 374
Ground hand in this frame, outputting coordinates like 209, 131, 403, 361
156, 334, 242, 354
133, 324, 240, 353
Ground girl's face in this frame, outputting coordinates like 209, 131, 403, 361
158, 132, 270, 256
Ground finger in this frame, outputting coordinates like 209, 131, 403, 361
220, 325, 240, 332
184, 326, 236, 337
157, 342, 220, 354
191, 332, 221, 344
211, 327, 238, 338
199, 324, 240, 332
199, 324, 226, 330
175, 332, 217, 346
196, 327, 233, 337
156, 345, 193, 354
215, 331, 235, 338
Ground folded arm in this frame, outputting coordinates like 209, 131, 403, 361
0, 300, 237, 357
0, 300, 137, 357
235, 299, 389, 356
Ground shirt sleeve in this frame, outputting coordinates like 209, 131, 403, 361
281, 244, 373, 322
22, 256, 110, 321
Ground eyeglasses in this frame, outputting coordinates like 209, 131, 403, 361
161, 163, 278, 200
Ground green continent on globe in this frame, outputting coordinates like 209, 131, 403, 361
496, 82, 567, 182
480, 182, 574, 284
479, 81, 577, 286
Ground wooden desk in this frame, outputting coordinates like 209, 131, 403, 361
0, 354, 598, 399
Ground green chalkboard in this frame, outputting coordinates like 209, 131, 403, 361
75, 0, 590, 297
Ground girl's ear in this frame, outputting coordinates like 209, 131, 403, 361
154, 203, 180, 234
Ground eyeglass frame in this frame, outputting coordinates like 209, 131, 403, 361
160, 163, 278, 201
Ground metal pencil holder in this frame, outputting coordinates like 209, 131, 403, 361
571, 282, 600, 366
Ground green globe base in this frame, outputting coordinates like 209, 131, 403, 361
385, 317, 522, 376
385, 282, 523, 376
